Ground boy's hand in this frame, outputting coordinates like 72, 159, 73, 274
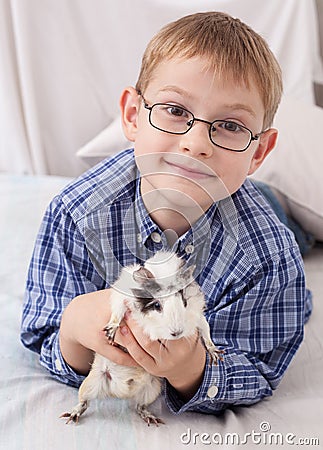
59, 290, 139, 375
118, 312, 207, 401
60, 291, 206, 400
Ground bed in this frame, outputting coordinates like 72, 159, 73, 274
0, 174, 322, 449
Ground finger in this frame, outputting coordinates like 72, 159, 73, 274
156, 332, 200, 359
97, 330, 140, 367
118, 324, 158, 372
123, 313, 164, 354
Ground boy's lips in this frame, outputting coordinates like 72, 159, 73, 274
163, 159, 216, 180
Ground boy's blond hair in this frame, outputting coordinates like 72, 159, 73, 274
135, 11, 282, 129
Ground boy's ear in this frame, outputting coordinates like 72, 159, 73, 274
247, 128, 278, 176
119, 87, 140, 142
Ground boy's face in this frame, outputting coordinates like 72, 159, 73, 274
121, 57, 277, 214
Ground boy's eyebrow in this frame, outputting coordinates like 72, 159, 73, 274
222, 103, 257, 119
158, 86, 195, 100
157, 86, 257, 118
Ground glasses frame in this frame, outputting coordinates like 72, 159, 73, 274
138, 92, 264, 152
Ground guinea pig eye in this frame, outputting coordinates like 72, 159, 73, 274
142, 300, 162, 313
151, 300, 162, 312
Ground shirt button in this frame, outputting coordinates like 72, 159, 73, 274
151, 232, 162, 243
137, 233, 142, 243
55, 358, 63, 372
185, 244, 194, 254
207, 385, 218, 398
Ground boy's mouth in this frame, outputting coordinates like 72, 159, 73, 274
163, 159, 216, 180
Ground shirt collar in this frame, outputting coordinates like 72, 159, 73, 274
134, 175, 161, 245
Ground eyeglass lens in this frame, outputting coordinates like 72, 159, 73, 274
149, 104, 252, 151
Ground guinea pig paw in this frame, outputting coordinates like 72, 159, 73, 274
208, 346, 225, 366
60, 400, 88, 424
136, 405, 165, 427
103, 324, 118, 342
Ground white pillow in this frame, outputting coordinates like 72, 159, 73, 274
252, 96, 323, 241
76, 117, 131, 167
76, 96, 323, 241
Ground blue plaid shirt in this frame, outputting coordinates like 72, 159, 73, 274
21, 148, 312, 415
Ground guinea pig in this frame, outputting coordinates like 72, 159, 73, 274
61, 251, 223, 426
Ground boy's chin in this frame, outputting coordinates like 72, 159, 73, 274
141, 173, 231, 208
158, 188, 213, 212
141, 182, 220, 219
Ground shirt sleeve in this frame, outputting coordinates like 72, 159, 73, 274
20, 194, 105, 387
164, 246, 311, 414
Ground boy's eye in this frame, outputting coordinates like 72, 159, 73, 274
165, 105, 188, 118
218, 121, 243, 133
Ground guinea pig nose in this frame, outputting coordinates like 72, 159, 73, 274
170, 329, 183, 337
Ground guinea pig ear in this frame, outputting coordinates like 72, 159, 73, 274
133, 266, 155, 285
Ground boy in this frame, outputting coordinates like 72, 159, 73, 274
21, 11, 312, 414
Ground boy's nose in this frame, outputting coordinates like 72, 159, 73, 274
178, 122, 214, 158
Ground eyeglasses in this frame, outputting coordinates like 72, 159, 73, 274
139, 93, 263, 152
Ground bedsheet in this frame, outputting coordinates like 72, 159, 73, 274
0, 175, 322, 450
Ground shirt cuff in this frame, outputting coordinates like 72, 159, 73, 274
39, 330, 86, 388
164, 351, 227, 414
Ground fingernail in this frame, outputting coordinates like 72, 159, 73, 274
120, 326, 129, 336
124, 309, 131, 320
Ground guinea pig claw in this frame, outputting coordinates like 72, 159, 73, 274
60, 411, 80, 424
136, 405, 165, 426
145, 416, 165, 427
60, 400, 88, 424
208, 347, 225, 366
103, 324, 118, 342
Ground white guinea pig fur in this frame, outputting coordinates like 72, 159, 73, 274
61, 251, 223, 426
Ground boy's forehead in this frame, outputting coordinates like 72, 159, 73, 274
147, 56, 255, 92
143, 56, 265, 126
146, 57, 261, 102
